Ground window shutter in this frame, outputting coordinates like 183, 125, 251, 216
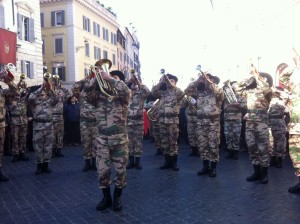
0, 5, 5, 29
29, 62, 34, 78
61, 11, 65, 25
29, 18, 35, 42
40, 13, 44, 27
61, 67, 66, 81
93, 22, 96, 35
88, 18, 90, 32
82, 16, 85, 29
51, 12, 55, 26
94, 46, 96, 59
21, 60, 25, 73
17, 14, 22, 40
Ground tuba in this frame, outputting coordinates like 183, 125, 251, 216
147, 99, 160, 122
92, 59, 116, 102
223, 80, 238, 103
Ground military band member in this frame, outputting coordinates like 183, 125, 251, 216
52, 75, 71, 157
152, 74, 185, 171
185, 73, 224, 177
126, 73, 150, 170
28, 82, 59, 175
84, 67, 130, 212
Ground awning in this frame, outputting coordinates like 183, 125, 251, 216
0, 28, 16, 65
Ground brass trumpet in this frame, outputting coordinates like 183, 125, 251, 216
93, 59, 116, 102
43, 72, 57, 95
17, 73, 27, 89
130, 69, 141, 88
146, 99, 160, 122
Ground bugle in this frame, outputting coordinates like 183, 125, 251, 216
160, 68, 174, 89
43, 72, 57, 96
130, 69, 141, 88
0, 63, 15, 82
147, 99, 159, 121
183, 95, 197, 111
223, 80, 238, 103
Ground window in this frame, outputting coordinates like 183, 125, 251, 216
93, 22, 100, 37
103, 27, 109, 41
21, 60, 34, 78
111, 32, 117, 45
83, 16, 90, 32
54, 37, 63, 54
52, 66, 66, 81
40, 13, 44, 27
85, 42, 90, 57
0, 5, 5, 28
112, 54, 116, 66
103, 50, 108, 59
17, 14, 34, 42
84, 68, 90, 77
94, 47, 101, 60
51, 11, 65, 26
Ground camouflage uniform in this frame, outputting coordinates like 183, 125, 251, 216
268, 91, 288, 167
148, 100, 162, 155
223, 91, 247, 159
185, 78, 224, 177
73, 78, 98, 171
28, 87, 58, 172
126, 84, 150, 169
152, 81, 184, 170
52, 85, 71, 156
6, 88, 29, 161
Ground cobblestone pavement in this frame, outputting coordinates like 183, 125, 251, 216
1, 139, 300, 224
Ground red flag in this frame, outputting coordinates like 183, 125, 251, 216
0, 28, 16, 65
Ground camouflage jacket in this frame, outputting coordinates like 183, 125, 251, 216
52, 86, 71, 121
127, 84, 151, 125
152, 84, 185, 124
185, 81, 224, 125
268, 95, 287, 131
83, 77, 130, 137
223, 94, 247, 121
0, 82, 18, 128
243, 77, 272, 123
28, 88, 59, 130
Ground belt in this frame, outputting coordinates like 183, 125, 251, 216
197, 114, 220, 119
34, 119, 52, 123
128, 115, 143, 119
163, 113, 178, 118
269, 115, 284, 119
99, 127, 125, 136
247, 109, 267, 114
53, 113, 63, 116
81, 118, 97, 123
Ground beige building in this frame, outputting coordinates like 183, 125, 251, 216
0, 0, 43, 86
40, 0, 127, 88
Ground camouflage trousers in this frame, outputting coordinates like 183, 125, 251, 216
53, 119, 64, 149
127, 124, 144, 157
96, 133, 128, 189
33, 129, 54, 164
11, 124, 28, 155
197, 122, 220, 162
245, 121, 270, 167
160, 123, 179, 156
269, 128, 286, 158
289, 134, 300, 176
151, 121, 161, 149
224, 120, 242, 151
0, 128, 4, 168
186, 116, 197, 147
80, 122, 97, 159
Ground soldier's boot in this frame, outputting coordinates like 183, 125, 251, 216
171, 155, 179, 171
112, 187, 123, 212
197, 160, 210, 176
275, 157, 283, 168
82, 159, 91, 172
11, 154, 19, 163
288, 177, 300, 194
96, 187, 112, 211
209, 162, 217, 177
260, 166, 269, 184
55, 148, 64, 157
19, 153, 29, 161
35, 163, 43, 175
0, 168, 9, 182
232, 150, 239, 160
269, 156, 277, 166
126, 156, 135, 169
91, 158, 97, 171
189, 146, 197, 156
225, 150, 234, 159
159, 155, 171, 170
135, 157, 142, 170
155, 148, 162, 156
51, 148, 57, 158
246, 165, 261, 182
42, 162, 52, 174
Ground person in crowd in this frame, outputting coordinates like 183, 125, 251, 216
242, 65, 273, 184
223, 80, 247, 160
28, 79, 58, 175
126, 71, 150, 170
82, 63, 130, 212
185, 73, 224, 177
151, 73, 185, 171
51, 74, 71, 157
64, 95, 81, 146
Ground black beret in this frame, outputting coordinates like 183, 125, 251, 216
110, 70, 125, 82
166, 74, 178, 83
